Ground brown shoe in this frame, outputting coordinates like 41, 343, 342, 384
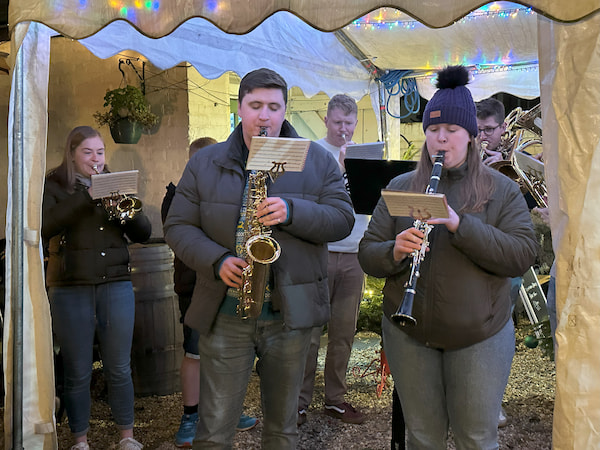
324, 402, 365, 424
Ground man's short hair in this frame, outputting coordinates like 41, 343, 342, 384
327, 94, 358, 116
476, 97, 505, 124
238, 68, 288, 105
189, 137, 217, 157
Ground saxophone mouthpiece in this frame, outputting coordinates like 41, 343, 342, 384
92, 165, 100, 174
259, 127, 268, 137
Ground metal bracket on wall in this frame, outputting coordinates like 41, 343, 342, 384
119, 58, 146, 95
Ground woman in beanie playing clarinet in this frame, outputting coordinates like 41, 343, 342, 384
358, 66, 538, 448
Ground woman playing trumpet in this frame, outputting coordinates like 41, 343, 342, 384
42, 126, 151, 450
358, 66, 537, 448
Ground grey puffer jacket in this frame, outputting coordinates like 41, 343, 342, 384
164, 121, 355, 334
359, 163, 538, 350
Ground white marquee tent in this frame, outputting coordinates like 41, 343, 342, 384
5, 0, 600, 448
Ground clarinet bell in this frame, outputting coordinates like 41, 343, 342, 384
391, 290, 417, 326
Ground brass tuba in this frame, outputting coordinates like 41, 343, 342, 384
237, 127, 282, 319
487, 104, 546, 206
93, 165, 143, 225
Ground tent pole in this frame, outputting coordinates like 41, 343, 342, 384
10, 38, 25, 450
377, 81, 389, 158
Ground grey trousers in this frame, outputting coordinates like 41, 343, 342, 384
299, 252, 364, 409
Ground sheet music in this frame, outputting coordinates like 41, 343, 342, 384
91, 170, 139, 199
381, 190, 448, 220
514, 150, 544, 180
345, 142, 384, 160
247, 136, 310, 172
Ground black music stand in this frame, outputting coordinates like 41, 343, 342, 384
345, 159, 417, 215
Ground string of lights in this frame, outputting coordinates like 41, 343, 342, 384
346, 3, 534, 30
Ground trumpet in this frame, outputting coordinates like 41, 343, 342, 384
392, 151, 446, 326
93, 165, 143, 225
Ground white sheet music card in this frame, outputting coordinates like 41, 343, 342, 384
90, 170, 139, 200
381, 190, 449, 220
247, 136, 310, 172
514, 150, 544, 180
345, 142, 385, 160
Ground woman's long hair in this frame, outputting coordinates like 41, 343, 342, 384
47, 126, 106, 193
410, 137, 494, 213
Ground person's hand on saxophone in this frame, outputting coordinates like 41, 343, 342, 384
256, 196, 287, 226
218, 196, 287, 289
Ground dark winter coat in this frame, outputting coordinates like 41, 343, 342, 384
161, 182, 196, 297
359, 163, 538, 350
42, 176, 152, 287
164, 121, 355, 334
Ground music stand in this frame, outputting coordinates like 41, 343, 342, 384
345, 159, 417, 215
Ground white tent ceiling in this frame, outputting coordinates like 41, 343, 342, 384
76, 2, 540, 102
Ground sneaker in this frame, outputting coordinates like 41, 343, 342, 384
498, 406, 508, 428
70, 443, 89, 450
236, 414, 258, 432
297, 409, 307, 426
324, 402, 365, 424
118, 437, 143, 450
175, 412, 199, 448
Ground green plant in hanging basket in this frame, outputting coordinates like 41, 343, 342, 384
93, 85, 158, 129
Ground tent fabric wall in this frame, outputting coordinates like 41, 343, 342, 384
9, 0, 600, 35
4, 22, 57, 449
6, 0, 600, 448
539, 13, 600, 448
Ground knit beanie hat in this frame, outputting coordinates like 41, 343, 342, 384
422, 65, 478, 137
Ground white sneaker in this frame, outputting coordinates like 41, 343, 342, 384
70, 443, 89, 450
118, 437, 143, 450
498, 406, 508, 428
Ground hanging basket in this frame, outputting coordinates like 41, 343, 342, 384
109, 118, 142, 144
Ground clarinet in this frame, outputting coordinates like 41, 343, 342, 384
391, 151, 446, 326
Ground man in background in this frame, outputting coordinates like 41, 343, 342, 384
476, 97, 507, 166
298, 94, 369, 426
161, 137, 257, 448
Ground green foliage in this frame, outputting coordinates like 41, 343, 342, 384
357, 276, 385, 335
93, 85, 158, 129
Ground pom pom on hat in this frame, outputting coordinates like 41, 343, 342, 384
422, 65, 478, 137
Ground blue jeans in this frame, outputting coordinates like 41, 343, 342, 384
49, 282, 135, 436
383, 316, 514, 450
195, 313, 311, 449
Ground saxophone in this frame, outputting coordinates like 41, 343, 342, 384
237, 127, 282, 319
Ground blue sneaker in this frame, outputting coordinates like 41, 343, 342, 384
175, 412, 198, 448
236, 413, 258, 432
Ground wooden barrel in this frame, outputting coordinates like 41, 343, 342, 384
129, 243, 183, 396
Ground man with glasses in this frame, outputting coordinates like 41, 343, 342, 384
476, 97, 507, 166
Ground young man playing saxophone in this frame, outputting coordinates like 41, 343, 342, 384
164, 68, 354, 449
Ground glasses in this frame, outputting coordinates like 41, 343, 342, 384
478, 125, 501, 136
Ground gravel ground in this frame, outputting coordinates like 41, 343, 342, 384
1, 318, 554, 449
